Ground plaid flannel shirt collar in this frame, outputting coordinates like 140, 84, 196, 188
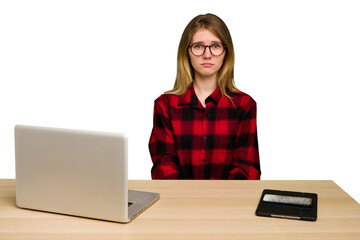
178, 84, 222, 108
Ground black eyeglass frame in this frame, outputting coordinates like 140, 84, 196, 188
189, 43, 227, 56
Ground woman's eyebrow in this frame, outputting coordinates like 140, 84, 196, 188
191, 41, 221, 44
191, 41, 205, 44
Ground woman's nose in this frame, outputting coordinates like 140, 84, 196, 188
203, 46, 212, 58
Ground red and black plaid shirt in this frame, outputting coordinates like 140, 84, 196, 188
149, 84, 260, 180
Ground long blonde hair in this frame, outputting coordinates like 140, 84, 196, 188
166, 13, 237, 97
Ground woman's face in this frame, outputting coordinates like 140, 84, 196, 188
188, 28, 226, 81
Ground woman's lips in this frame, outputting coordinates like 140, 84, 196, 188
201, 63, 214, 67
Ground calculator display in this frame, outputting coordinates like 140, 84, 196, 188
263, 194, 312, 207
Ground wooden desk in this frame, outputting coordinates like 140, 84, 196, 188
1, 179, 359, 239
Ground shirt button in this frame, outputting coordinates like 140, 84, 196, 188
204, 136, 207, 140
202, 159, 206, 162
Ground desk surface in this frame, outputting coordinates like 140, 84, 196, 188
1, 179, 360, 239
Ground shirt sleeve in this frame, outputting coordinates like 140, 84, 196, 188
148, 97, 184, 179
229, 101, 261, 180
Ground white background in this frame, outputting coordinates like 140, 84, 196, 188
1, 1, 359, 203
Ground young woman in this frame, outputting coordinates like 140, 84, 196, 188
149, 13, 260, 180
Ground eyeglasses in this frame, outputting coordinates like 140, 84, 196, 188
189, 42, 226, 56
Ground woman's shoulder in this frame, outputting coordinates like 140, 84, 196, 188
227, 89, 257, 109
154, 92, 179, 104
153, 92, 183, 112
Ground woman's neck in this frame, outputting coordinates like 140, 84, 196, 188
193, 75, 217, 108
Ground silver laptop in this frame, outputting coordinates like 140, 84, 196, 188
14, 125, 159, 223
